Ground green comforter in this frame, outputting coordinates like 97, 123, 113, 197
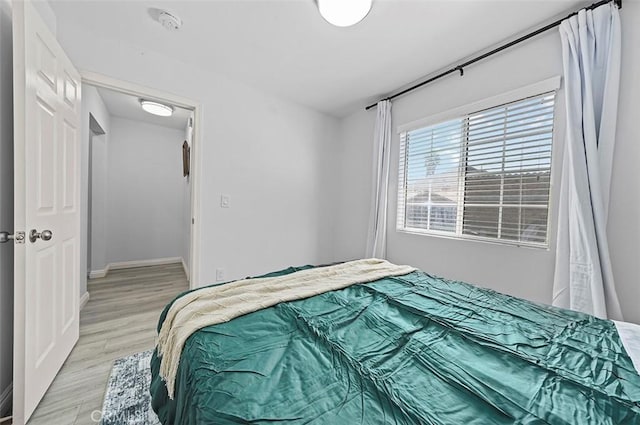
150, 266, 640, 424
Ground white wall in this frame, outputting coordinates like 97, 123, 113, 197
333, 3, 640, 324
104, 117, 185, 265
0, 0, 13, 415
56, 26, 340, 285
31, 0, 56, 36
81, 85, 110, 289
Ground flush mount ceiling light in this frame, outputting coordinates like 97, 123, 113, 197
140, 100, 174, 117
317, 0, 372, 27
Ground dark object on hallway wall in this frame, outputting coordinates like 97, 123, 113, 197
182, 140, 190, 177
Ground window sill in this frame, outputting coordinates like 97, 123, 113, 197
396, 227, 550, 251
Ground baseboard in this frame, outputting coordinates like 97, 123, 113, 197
108, 257, 182, 271
89, 257, 182, 280
89, 267, 109, 279
181, 258, 190, 282
79, 291, 90, 310
0, 383, 12, 417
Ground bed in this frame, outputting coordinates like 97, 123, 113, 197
150, 259, 640, 424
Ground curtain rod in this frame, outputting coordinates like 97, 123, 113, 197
365, 0, 622, 111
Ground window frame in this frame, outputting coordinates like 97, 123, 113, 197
396, 77, 561, 249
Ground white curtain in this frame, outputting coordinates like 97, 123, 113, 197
553, 3, 623, 320
366, 100, 392, 259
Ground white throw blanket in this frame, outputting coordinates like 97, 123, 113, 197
156, 258, 416, 398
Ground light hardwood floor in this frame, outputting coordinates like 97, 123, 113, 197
27, 263, 188, 425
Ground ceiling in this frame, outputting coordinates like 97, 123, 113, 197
51, 0, 586, 117
95, 86, 192, 130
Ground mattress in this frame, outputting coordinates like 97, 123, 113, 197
151, 264, 640, 424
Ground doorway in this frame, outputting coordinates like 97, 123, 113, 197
80, 73, 201, 293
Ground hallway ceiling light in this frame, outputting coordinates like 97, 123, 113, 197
140, 100, 174, 117
317, 0, 372, 27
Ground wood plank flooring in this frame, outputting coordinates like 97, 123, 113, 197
27, 263, 188, 425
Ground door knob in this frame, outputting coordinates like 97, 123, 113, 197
29, 229, 53, 243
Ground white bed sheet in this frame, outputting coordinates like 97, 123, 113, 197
615, 320, 640, 375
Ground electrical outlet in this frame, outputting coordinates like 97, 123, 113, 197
216, 268, 225, 282
220, 195, 230, 208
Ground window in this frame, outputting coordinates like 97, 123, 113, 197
397, 90, 556, 247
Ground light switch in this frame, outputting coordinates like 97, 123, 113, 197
220, 195, 230, 208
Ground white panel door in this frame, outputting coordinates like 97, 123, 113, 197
12, 2, 82, 423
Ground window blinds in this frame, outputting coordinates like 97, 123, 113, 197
397, 92, 556, 247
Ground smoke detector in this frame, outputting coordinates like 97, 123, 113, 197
158, 11, 182, 31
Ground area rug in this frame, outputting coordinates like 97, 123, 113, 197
101, 350, 160, 425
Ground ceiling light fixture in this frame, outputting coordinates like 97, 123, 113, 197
317, 0, 372, 27
140, 100, 174, 117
